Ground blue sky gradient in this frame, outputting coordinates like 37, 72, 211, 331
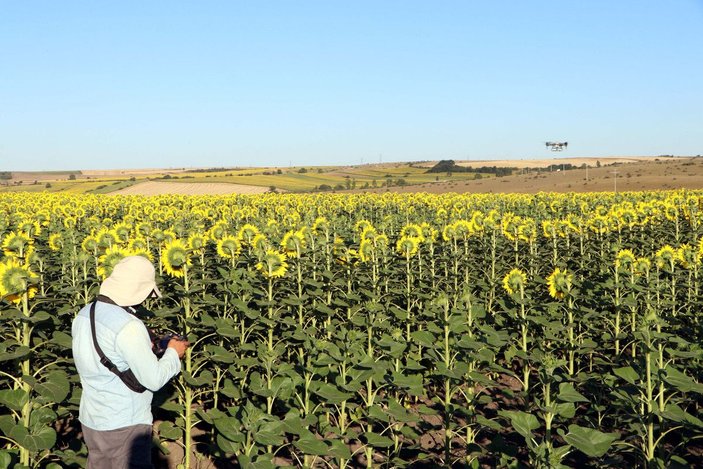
1, 1, 702, 170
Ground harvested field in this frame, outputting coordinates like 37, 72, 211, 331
110, 181, 270, 195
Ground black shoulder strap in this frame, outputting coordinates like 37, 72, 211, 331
89, 299, 147, 393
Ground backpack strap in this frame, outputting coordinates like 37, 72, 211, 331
89, 299, 147, 393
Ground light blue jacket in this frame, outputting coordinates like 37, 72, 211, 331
72, 301, 181, 431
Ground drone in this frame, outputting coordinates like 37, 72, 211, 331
546, 141, 568, 151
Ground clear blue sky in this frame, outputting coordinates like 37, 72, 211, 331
1, 1, 702, 171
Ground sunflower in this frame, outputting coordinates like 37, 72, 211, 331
0, 258, 39, 304
97, 245, 131, 279
209, 220, 229, 241
503, 268, 527, 295
355, 219, 372, 233
81, 235, 98, 255
615, 249, 636, 271
281, 230, 306, 258
676, 244, 697, 269
237, 224, 260, 244
360, 225, 377, 242
188, 233, 208, 253
48, 233, 64, 251
128, 237, 149, 252
161, 239, 191, 278
654, 245, 676, 270
63, 216, 77, 230
546, 267, 572, 300
255, 249, 288, 278
128, 247, 153, 261
95, 228, 118, 249
18, 220, 41, 238
452, 220, 472, 239
312, 217, 329, 234
359, 238, 375, 263
2, 231, 33, 259
216, 235, 241, 259
252, 233, 270, 253
400, 224, 424, 240
634, 257, 651, 276
396, 236, 420, 257
112, 222, 131, 244
442, 224, 456, 242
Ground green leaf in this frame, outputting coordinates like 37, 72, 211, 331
390, 372, 425, 396
214, 417, 243, 443
253, 421, 284, 446
35, 371, 70, 403
312, 382, 353, 404
158, 421, 182, 440
0, 346, 30, 362
663, 367, 703, 394
0, 389, 29, 412
557, 383, 589, 403
294, 436, 329, 455
51, 331, 73, 349
410, 330, 435, 347
614, 366, 638, 385
362, 432, 394, 448
501, 411, 540, 441
9, 425, 57, 452
563, 425, 618, 458
0, 451, 12, 469
328, 438, 352, 459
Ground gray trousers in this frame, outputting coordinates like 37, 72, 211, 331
82, 424, 153, 469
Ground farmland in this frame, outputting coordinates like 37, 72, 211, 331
1, 190, 702, 468
4, 156, 702, 196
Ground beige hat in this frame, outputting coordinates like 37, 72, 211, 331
99, 256, 163, 306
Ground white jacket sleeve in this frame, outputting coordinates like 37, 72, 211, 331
115, 319, 182, 391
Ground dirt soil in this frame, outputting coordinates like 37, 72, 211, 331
111, 181, 270, 195
357, 157, 703, 194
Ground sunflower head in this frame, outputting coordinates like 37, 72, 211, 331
676, 244, 698, 270
359, 238, 375, 263
237, 224, 260, 244
81, 235, 98, 255
0, 258, 39, 304
188, 233, 208, 253
546, 267, 572, 300
400, 224, 424, 241
634, 257, 651, 276
209, 220, 229, 241
97, 245, 131, 280
63, 216, 77, 230
112, 222, 132, 243
396, 236, 420, 257
255, 249, 288, 278
48, 233, 64, 251
312, 217, 329, 234
2, 231, 33, 259
18, 220, 41, 238
161, 239, 191, 278
360, 225, 378, 242
615, 249, 636, 272
503, 268, 527, 296
655, 245, 677, 270
281, 231, 306, 258
96, 228, 118, 249
217, 235, 241, 260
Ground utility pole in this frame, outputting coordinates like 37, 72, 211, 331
611, 170, 619, 193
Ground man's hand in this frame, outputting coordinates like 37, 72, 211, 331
167, 338, 189, 358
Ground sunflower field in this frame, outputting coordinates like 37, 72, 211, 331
1, 190, 702, 468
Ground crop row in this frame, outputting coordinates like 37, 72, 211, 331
0, 191, 702, 468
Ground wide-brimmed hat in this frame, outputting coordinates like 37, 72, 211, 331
99, 256, 163, 306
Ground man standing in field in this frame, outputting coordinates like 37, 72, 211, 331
72, 256, 189, 468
